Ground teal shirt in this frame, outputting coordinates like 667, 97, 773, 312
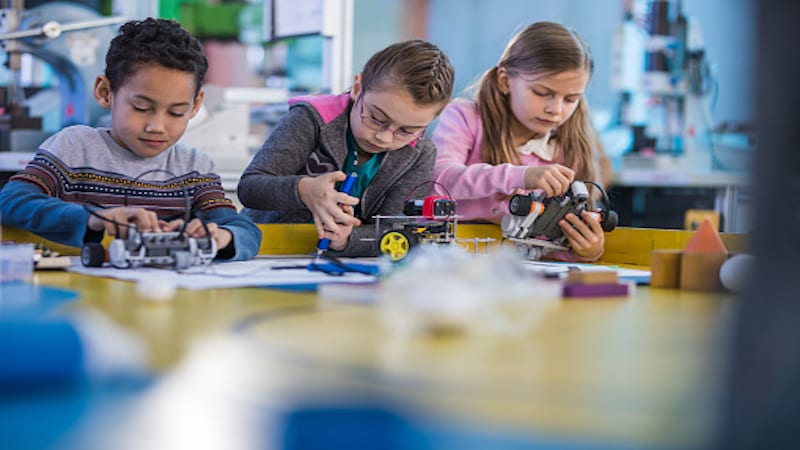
342, 130, 384, 215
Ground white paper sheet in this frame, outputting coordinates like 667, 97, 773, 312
67, 256, 378, 290
521, 260, 651, 284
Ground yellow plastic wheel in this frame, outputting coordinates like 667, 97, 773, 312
380, 230, 412, 261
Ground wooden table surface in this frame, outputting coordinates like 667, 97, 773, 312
8, 224, 746, 448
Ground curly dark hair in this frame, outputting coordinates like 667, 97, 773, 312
105, 18, 208, 95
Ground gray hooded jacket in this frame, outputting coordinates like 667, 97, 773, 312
238, 93, 435, 256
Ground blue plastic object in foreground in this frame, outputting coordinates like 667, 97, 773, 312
0, 321, 84, 388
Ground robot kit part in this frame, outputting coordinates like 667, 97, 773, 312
81, 230, 217, 270
502, 181, 618, 242
403, 196, 456, 219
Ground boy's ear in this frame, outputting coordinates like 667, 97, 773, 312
94, 75, 112, 108
496, 67, 510, 95
350, 73, 362, 101
190, 88, 204, 118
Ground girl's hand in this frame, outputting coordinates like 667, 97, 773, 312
559, 210, 605, 260
298, 171, 361, 239
523, 164, 575, 197
87, 206, 160, 238
326, 204, 358, 251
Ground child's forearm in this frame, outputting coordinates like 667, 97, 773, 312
0, 181, 92, 247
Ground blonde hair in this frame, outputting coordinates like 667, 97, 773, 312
475, 22, 603, 183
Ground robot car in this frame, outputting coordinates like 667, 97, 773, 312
501, 181, 618, 260
81, 229, 217, 270
369, 196, 458, 262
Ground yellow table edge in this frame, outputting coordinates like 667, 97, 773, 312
3, 223, 749, 267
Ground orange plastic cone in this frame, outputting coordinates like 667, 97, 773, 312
681, 218, 728, 291
683, 218, 728, 254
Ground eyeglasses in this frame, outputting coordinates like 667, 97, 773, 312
358, 96, 426, 141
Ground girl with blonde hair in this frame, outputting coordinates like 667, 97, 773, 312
432, 22, 610, 261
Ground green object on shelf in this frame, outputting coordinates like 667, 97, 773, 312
179, 3, 247, 38
159, 0, 204, 21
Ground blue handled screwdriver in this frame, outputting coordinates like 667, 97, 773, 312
314, 173, 358, 259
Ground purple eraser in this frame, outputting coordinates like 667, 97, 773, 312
562, 282, 629, 298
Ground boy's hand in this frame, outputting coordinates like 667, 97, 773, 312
297, 171, 361, 239
182, 218, 233, 251
159, 218, 233, 252
524, 164, 575, 198
158, 218, 185, 233
559, 210, 605, 259
87, 206, 160, 238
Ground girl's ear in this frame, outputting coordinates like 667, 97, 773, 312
496, 67, 510, 95
94, 76, 112, 108
190, 89, 204, 118
350, 73, 363, 101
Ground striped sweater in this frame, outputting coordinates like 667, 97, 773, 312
0, 125, 261, 260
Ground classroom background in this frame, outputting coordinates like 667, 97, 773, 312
1, 0, 755, 234
4, 1, 795, 450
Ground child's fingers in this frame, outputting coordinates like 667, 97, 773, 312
544, 170, 571, 196
323, 171, 348, 184
563, 227, 588, 250
130, 208, 160, 233
203, 223, 219, 237
104, 208, 157, 237
211, 228, 233, 250
535, 164, 574, 197
103, 213, 125, 237
316, 212, 342, 239
330, 207, 360, 227
560, 214, 589, 245
336, 193, 360, 206
181, 218, 200, 235
321, 228, 340, 241
185, 219, 217, 237
560, 213, 604, 257
160, 219, 183, 232
582, 211, 604, 233
555, 164, 576, 181
339, 204, 361, 226
311, 214, 327, 239
539, 174, 559, 197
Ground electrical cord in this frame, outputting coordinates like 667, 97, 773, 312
584, 180, 613, 213
404, 179, 454, 204
128, 169, 192, 239
81, 169, 216, 269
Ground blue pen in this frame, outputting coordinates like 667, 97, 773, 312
315, 173, 358, 258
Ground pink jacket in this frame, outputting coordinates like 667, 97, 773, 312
431, 99, 598, 262
432, 99, 564, 223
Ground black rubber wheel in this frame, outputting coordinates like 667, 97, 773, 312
509, 194, 532, 216
602, 210, 619, 232
81, 243, 105, 267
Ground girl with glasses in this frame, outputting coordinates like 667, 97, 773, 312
431, 22, 611, 261
238, 40, 454, 255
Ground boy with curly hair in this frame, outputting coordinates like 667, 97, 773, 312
0, 18, 261, 260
